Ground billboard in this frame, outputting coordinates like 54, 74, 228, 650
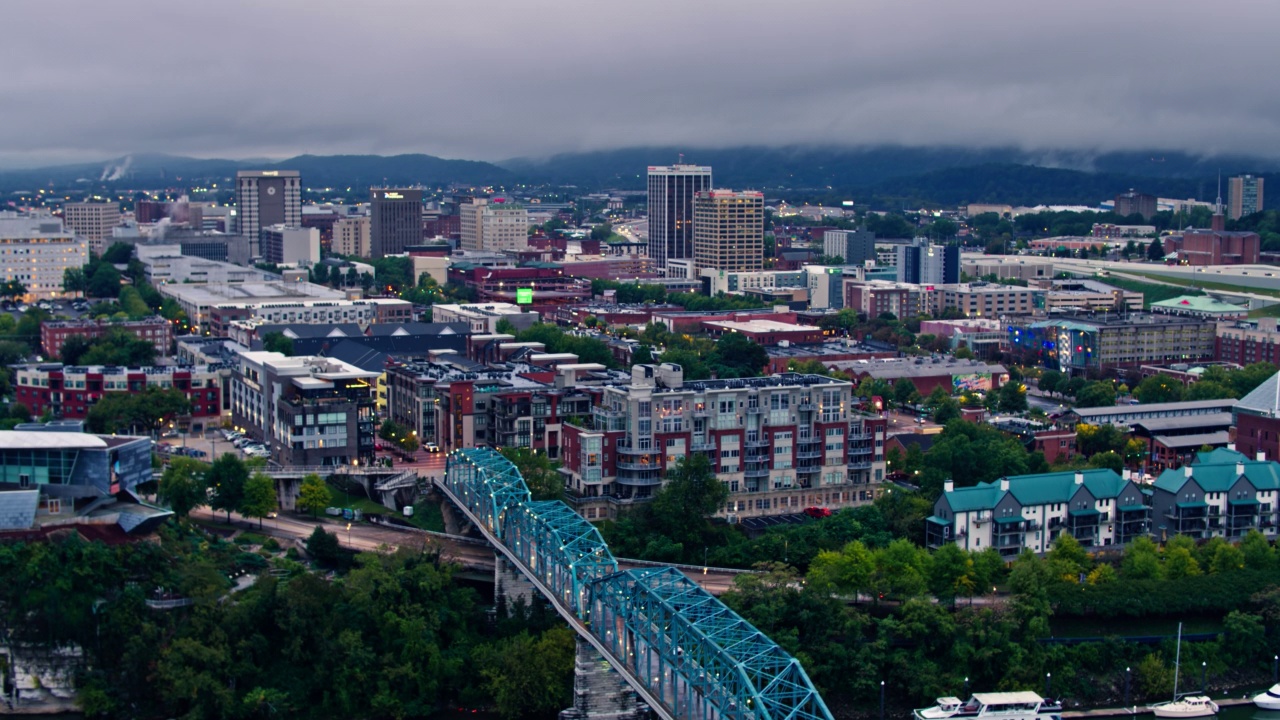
516, 288, 533, 304
952, 373, 992, 393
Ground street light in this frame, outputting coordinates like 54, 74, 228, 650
346, 522, 352, 546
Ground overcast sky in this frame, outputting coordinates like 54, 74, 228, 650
3, 0, 1278, 167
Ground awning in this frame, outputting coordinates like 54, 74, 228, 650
1069, 508, 1101, 517
1118, 504, 1149, 513
1229, 498, 1261, 506
1176, 501, 1208, 509
925, 516, 953, 525
994, 516, 1027, 524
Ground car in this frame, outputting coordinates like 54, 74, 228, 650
266, 511, 278, 519
803, 507, 832, 519
425, 442, 441, 453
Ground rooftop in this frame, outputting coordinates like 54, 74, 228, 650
1151, 296, 1248, 314
942, 469, 1129, 513
1154, 457, 1280, 493
0, 217, 74, 240
0, 431, 108, 450
1236, 370, 1280, 416
1070, 398, 1237, 420
1131, 413, 1234, 434
160, 281, 347, 306
1029, 312, 1213, 329
828, 356, 1007, 379
704, 320, 821, 334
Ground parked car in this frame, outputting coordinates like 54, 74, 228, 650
803, 506, 832, 519
425, 442, 441, 453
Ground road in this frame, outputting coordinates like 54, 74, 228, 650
1003, 253, 1280, 304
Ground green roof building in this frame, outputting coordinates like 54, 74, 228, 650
1150, 295, 1248, 320
1150, 448, 1280, 540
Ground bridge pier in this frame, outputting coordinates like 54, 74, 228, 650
494, 555, 537, 615
559, 635, 651, 720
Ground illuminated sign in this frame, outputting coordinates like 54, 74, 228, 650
516, 288, 533, 304
383, 192, 404, 199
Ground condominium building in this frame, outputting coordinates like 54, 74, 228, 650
333, 215, 371, 257
647, 165, 713, 271
14, 364, 224, 427
1233, 372, 1280, 462
430, 303, 540, 334
236, 170, 301, 257
1151, 448, 1280, 540
1228, 174, 1265, 220
1042, 278, 1144, 314
843, 280, 932, 319
259, 225, 320, 266
458, 198, 529, 253
926, 469, 1150, 556
1011, 313, 1215, 372
62, 202, 120, 255
158, 280, 347, 333
209, 297, 413, 337
559, 365, 887, 522
896, 238, 959, 285
961, 257, 1053, 283
370, 188, 422, 258
230, 351, 378, 467
693, 190, 764, 273
933, 283, 1035, 317
41, 316, 173, 358
1216, 319, 1280, 367
0, 218, 88, 302
823, 229, 876, 266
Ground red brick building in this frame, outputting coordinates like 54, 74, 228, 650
14, 364, 224, 425
41, 317, 173, 359
1217, 319, 1280, 367
1162, 215, 1261, 266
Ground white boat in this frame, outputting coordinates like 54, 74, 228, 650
1253, 684, 1280, 710
913, 692, 1063, 720
1149, 624, 1218, 718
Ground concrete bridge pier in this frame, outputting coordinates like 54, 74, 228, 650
494, 555, 537, 615
559, 635, 651, 720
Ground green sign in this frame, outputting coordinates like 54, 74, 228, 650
516, 288, 533, 304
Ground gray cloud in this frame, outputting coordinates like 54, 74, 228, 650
1, 0, 1277, 167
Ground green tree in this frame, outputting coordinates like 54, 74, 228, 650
1146, 236, 1166, 261
262, 332, 294, 355
80, 328, 158, 366
1240, 529, 1275, 571
101, 242, 134, 264
873, 538, 931, 599
1038, 370, 1064, 396
208, 453, 249, 523
893, 379, 921, 406
1047, 533, 1091, 580
648, 453, 729, 551
1074, 381, 1117, 408
1163, 544, 1202, 580
158, 457, 206, 518
1087, 450, 1124, 473
87, 263, 122, 298
928, 543, 976, 605
997, 380, 1028, 413
240, 472, 278, 528
295, 473, 333, 517
807, 540, 876, 597
0, 280, 27, 300
118, 286, 151, 318
59, 335, 93, 364
1133, 375, 1184, 403
474, 627, 575, 720
499, 447, 563, 501
710, 332, 769, 377
305, 525, 342, 567
62, 267, 87, 296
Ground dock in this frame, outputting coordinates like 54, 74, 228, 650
1062, 696, 1255, 717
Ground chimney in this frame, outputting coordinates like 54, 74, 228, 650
1227, 442, 1236, 451
1259, 452, 1268, 462
1237, 462, 1246, 477
999, 477, 1010, 492
1184, 465, 1194, 477
1074, 471, 1085, 485
944, 479, 954, 493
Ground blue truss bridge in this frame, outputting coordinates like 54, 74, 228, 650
440, 447, 833, 720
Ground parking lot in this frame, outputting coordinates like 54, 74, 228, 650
156, 429, 267, 463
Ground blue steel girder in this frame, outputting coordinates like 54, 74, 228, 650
590, 567, 832, 720
445, 449, 530, 540
506, 500, 618, 619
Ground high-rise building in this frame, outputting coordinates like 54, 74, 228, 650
647, 165, 712, 271
1229, 174, 1265, 220
259, 225, 320, 266
0, 218, 88, 301
458, 198, 529, 252
823, 228, 876, 266
332, 216, 371, 257
692, 189, 764, 273
62, 202, 121, 255
1114, 189, 1157, 221
370, 189, 423, 258
896, 238, 960, 286
236, 170, 301, 259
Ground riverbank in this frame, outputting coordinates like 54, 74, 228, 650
1063, 696, 1255, 718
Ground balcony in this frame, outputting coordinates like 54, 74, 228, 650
796, 450, 823, 460
797, 401, 815, 412
691, 438, 716, 451
746, 405, 763, 414
616, 458, 659, 471
744, 467, 770, 479
745, 436, 769, 448
847, 460, 873, 470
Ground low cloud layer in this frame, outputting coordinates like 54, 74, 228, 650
2, 0, 1277, 167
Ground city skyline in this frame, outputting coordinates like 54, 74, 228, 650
3, 1, 1280, 168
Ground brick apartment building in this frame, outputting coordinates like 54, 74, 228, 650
14, 364, 224, 427
559, 364, 887, 522
1217, 319, 1280, 367
41, 317, 174, 359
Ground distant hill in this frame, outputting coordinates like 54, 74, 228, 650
865, 164, 1215, 207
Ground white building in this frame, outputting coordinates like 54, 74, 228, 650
62, 202, 121, 255
431, 303, 538, 333
260, 225, 320, 266
0, 217, 88, 301
333, 216, 371, 257
459, 199, 529, 252
158, 280, 348, 332
136, 245, 279, 285
647, 165, 713, 270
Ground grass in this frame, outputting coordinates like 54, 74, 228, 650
1096, 276, 1205, 309
328, 485, 446, 532
1118, 269, 1280, 300
235, 532, 269, 546
1249, 304, 1280, 318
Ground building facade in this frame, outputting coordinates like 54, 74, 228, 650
1229, 175, 1265, 220
933, 283, 1035, 317
823, 229, 876, 266
430, 303, 539, 334
0, 218, 88, 302
41, 316, 173, 358
259, 225, 320, 266
1217, 319, 1280, 367
333, 215, 371, 257
14, 364, 223, 426
458, 198, 529, 253
370, 188, 423, 258
1151, 449, 1280, 540
62, 202, 120, 255
1012, 314, 1216, 372
896, 238, 960, 285
559, 365, 887, 522
692, 190, 765, 273
236, 170, 302, 257
647, 165, 713, 271
230, 351, 378, 468
1114, 190, 1158, 221
208, 297, 413, 337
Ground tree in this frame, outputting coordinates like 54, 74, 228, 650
1087, 450, 1124, 472
1146, 236, 1166, 261
499, 447, 563, 501
1240, 529, 1275, 571
893, 379, 920, 406
101, 242, 134, 264
87, 263, 122, 298
997, 380, 1028, 413
62, 267, 87, 296
648, 453, 729, 552
1074, 381, 1117, 408
157, 457, 206, 518
632, 345, 655, 365
933, 397, 962, 424
807, 540, 876, 597
710, 332, 768, 378
240, 472, 278, 528
59, 335, 93, 364
928, 543, 975, 605
208, 454, 249, 523
305, 525, 342, 567
296, 473, 333, 517
1133, 375, 1184, 403
474, 627, 575, 720
1038, 370, 1064, 396
0, 340, 28, 366
80, 328, 158, 366
1047, 534, 1091, 580
1076, 423, 1127, 456
873, 538, 930, 599
262, 332, 294, 355
0, 280, 27, 301
118, 286, 151, 318
1163, 542, 1202, 580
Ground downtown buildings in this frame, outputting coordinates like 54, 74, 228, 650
647, 165, 712, 272
0, 217, 88, 302
14, 364, 224, 428
370, 188, 423, 258
62, 202, 121, 255
692, 190, 765, 273
236, 170, 302, 258
459, 198, 530, 253
559, 364, 887, 522
1228, 174, 1265, 220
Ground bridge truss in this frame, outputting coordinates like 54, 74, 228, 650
442, 448, 833, 720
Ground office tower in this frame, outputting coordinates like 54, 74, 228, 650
237, 170, 301, 258
260, 225, 320, 266
692, 190, 765, 273
62, 202, 120, 255
823, 228, 876, 265
897, 238, 959, 285
1114, 189, 1157, 221
333, 216, 371, 257
458, 198, 529, 252
647, 164, 712, 270
370, 189, 423, 258
1229, 175, 1265, 220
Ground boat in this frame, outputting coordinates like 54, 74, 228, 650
1149, 623, 1219, 718
913, 692, 1063, 720
1253, 684, 1280, 710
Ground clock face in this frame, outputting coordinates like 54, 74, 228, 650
266, 186, 277, 196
